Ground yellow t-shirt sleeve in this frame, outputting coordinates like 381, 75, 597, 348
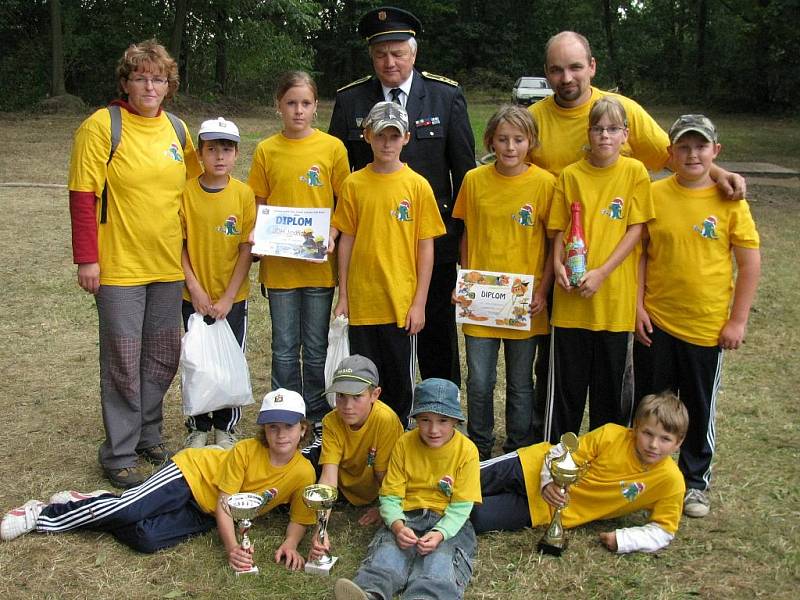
319, 416, 345, 465
240, 184, 257, 241
379, 437, 407, 498
374, 413, 404, 472
452, 444, 482, 504
180, 120, 203, 179
331, 141, 352, 198
331, 179, 358, 235
247, 144, 270, 199
417, 180, 446, 240
68, 111, 111, 194
547, 175, 570, 232
214, 444, 249, 495
730, 201, 760, 249
288, 464, 318, 526
627, 164, 655, 225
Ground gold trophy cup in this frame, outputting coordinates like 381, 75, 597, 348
224, 492, 265, 575
303, 484, 339, 575
538, 432, 588, 556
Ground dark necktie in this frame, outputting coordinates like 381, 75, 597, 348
389, 88, 402, 105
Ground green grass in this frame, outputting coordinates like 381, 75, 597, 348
0, 101, 798, 599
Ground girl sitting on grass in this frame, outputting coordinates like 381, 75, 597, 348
1, 390, 316, 573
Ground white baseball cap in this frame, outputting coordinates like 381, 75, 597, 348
256, 389, 306, 425
198, 116, 240, 143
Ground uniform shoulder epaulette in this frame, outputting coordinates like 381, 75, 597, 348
421, 71, 459, 87
337, 75, 372, 92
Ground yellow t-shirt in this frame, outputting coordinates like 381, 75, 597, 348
380, 429, 481, 514
172, 438, 316, 526
548, 157, 654, 331
247, 129, 350, 289
517, 423, 684, 534
180, 177, 256, 303
453, 163, 555, 339
68, 106, 202, 286
319, 399, 404, 505
332, 165, 446, 327
644, 176, 760, 346
529, 87, 669, 176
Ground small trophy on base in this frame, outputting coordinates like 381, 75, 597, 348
538, 432, 588, 556
303, 484, 339, 575
224, 492, 265, 575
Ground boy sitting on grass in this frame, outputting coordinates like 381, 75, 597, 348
305, 354, 403, 549
334, 378, 481, 599
471, 391, 688, 553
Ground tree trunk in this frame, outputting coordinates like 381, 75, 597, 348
214, 5, 228, 95
169, 0, 189, 62
602, 0, 622, 92
49, 0, 66, 96
696, 0, 708, 97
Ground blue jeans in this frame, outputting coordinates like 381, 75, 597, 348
267, 287, 333, 423
465, 335, 538, 459
354, 510, 476, 600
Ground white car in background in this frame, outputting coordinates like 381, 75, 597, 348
511, 77, 554, 105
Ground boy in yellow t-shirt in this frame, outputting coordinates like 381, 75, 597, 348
334, 378, 481, 600
307, 355, 404, 560
472, 392, 687, 554
634, 115, 761, 519
332, 102, 446, 426
180, 117, 256, 449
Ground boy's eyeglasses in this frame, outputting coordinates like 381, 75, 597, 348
128, 76, 169, 86
589, 125, 626, 136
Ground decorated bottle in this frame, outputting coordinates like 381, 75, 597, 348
564, 202, 587, 287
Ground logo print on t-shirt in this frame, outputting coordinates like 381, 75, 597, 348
217, 215, 240, 236
693, 215, 719, 239
512, 203, 535, 226
391, 199, 413, 222
601, 197, 624, 220
438, 475, 454, 497
300, 165, 324, 187
620, 481, 645, 502
366, 447, 377, 467
165, 143, 183, 163
262, 487, 279, 503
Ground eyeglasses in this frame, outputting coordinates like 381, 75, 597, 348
128, 76, 169, 87
589, 125, 626, 136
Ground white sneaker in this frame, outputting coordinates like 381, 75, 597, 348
334, 578, 370, 600
184, 430, 209, 449
49, 490, 113, 505
215, 430, 237, 449
1, 500, 45, 541
684, 488, 711, 518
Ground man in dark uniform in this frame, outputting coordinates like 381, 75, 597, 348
329, 6, 475, 386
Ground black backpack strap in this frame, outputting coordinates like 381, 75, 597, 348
100, 105, 122, 224
164, 110, 187, 150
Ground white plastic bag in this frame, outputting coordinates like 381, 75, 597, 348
324, 314, 349, 407
180, 313, 254, 416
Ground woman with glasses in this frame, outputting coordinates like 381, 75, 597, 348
68, 39, 201, 489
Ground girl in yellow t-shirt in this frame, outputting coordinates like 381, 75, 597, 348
546, 96, 654, 444
248, 72, 350, 429
1, 390, 317, 574
452, 105, 555, 460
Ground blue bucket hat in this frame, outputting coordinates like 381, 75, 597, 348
409, 378, 465, 422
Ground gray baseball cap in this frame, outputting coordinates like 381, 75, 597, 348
363, 101, 409, 135
410, 378, 465, 422
326, 355, 380, 396
668, 114, 718, 144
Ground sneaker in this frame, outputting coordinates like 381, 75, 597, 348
104, 466, 147, 489
215, 430, 237, 449
1, 500, 45, 541
334, 578, 370, 600
184, 430, 209, 449
137, 444, 173, 465
683, 488, 710, 518
48, 490, 113, 505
